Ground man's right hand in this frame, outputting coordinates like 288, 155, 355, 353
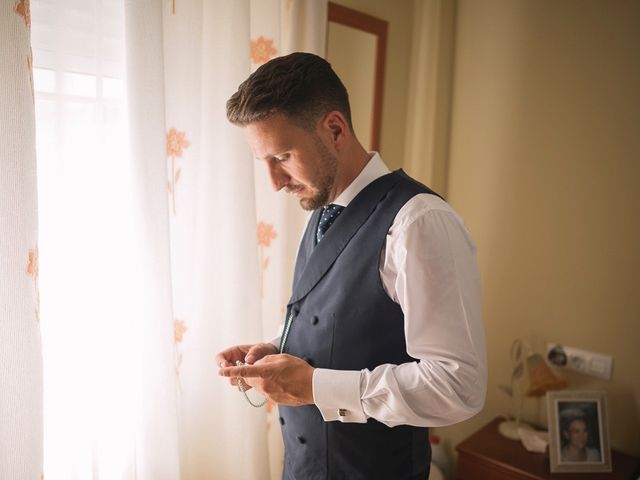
215, 343, 278, 389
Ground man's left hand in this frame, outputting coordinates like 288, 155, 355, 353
218, 353, 314, 406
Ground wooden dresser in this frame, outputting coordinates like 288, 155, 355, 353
456, 417, 640, 480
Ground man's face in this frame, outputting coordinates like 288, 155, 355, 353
244, 114, 338, 211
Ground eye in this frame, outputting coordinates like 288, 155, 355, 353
273, 153, 289, 163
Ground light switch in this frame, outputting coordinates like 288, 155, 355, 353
590, 358, 606, 375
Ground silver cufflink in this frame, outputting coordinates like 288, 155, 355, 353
338, 409, 347, 417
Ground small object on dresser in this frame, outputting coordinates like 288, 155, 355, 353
430, 434, 452, 479
498, 340, 567, 441
547, 390, 612, 473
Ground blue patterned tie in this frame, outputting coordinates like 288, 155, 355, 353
316, 204, 345, 243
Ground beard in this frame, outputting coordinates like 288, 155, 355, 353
297, 135, 338, 211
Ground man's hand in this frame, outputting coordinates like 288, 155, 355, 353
218, 353, 314, 406
215, 343, 278, 390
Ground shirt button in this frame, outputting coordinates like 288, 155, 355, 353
311, 316, 319, 325
297, 435, 306, 444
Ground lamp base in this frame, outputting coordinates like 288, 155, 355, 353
498, 419, 534, 440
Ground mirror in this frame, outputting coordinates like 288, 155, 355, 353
326, 3, 388, 152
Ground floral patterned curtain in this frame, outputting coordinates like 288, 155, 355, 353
162, 1, 326, 478
26, 0, 326, 478
0, 0, 43, 478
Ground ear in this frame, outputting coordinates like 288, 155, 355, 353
320, 111, 348, 146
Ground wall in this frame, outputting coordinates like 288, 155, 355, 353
440, 0, 640, 458
330, 0, 415, 170
327, 21, 377, 149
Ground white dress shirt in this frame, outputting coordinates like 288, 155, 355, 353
275, 153, 487, 428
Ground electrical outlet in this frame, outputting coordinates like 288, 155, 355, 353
546, 343, 613, 380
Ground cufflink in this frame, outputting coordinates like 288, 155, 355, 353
338, 409, 348, 417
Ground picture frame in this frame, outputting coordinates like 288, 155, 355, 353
547, 390, 611, 473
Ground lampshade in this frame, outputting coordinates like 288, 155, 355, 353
526, 353, 568, 397
499, 341, 567, 440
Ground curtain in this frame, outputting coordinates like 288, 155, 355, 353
0, 1, 43, 479
32, 0, 179, 477
29, 0, 326, 478
160, 1, 326, 477
404, 0, 455, 196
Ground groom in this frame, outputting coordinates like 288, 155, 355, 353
217, 52, 486, 479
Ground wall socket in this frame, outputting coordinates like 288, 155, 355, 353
546, 343, 613, 380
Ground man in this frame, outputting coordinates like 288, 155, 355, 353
217, 52, 486, 480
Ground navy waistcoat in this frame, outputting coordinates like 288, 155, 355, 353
279, 170, 441, 480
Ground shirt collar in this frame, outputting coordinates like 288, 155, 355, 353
332, 152, 390, 208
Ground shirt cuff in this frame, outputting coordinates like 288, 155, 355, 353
312, 368, 367, 423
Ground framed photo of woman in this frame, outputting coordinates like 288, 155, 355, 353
547, 390, 611, 473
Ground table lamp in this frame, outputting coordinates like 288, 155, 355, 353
499, 340, 567, 440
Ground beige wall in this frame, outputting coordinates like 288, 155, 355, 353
330, 0, 415, 170
327, 22, 377, 149
326, 0, 640, 460
440, 0, 640, 459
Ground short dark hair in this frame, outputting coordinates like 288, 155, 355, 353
226, 52, 352, 131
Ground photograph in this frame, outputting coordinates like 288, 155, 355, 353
547, 391, 612, 473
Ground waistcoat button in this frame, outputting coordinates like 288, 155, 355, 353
279, 417, 285, 426
311, 316, 319, 325
297, 435, 306, 444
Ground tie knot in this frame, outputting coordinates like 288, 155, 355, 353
316, 204, 345, 243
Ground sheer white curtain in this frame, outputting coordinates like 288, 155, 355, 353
0, 1, 42, 479
32, 0, 326, 478
33, 0, 180, 477
160, 1, 326, 477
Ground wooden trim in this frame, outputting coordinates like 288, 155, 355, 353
328, 2, 388, 152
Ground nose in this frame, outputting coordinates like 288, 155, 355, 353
267, 163, 289, 192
